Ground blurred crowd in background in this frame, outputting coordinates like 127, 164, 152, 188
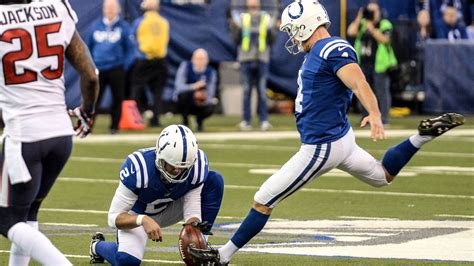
84, 0, 474, 134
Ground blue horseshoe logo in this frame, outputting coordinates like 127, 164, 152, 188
288, 1, 304, 19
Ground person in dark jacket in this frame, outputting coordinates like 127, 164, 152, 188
86, 0, 134, 134
435, 5, 468, 40
174, 49, 217, 132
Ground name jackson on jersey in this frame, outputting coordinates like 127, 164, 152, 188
120, 147, 209, 216
0, 4, 58, 25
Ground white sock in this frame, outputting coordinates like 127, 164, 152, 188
409, 134, 434, 149
218, 241, 239, 264
7, 222, 71, 266
91, 242, 98, 255
9, 221, 39, 266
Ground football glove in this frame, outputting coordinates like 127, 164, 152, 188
68, 107, 94, 138
185, 221, 213, 235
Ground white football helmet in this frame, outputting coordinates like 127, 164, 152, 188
155, 125, 198, 183
280, 0, 331, 54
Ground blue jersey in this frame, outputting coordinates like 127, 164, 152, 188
85, 17, 134, 71
295, 37, 358, 144
119, 148, 209, 216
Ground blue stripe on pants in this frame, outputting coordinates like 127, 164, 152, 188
265, 145, 322, 207
280, 143, 331, 203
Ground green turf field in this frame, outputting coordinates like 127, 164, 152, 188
0, 114, 473, 265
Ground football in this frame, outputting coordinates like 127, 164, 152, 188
193, 90, 208, 106
178, 224, 208, 266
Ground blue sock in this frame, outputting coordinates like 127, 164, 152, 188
95, 241, 118, 265
116, 252, 141, 266
382, 139, 419, 176
231, 208, 270, 248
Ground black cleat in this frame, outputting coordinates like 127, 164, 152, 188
188, 246, 228, 266
90, 232, 105, 264
418, 113, 465, 137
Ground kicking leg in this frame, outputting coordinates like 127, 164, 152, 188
382, 113, 464, 182
191, 143, 336, 264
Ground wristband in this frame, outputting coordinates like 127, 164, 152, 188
136, 215, 145, 226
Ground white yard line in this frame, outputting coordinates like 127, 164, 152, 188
410, 166, 474, 173
73, 129, 474, 143
249, 166, 473, 177
41, 222, 98, 227
224, 185, 474, 199
57, 177, 474, 200
338, 216, 399, 221
68, 157, 284, 168
435, 214, 474, 219
42, 208, 108, 214
70, 157, 123, 163
368, 150, 474, 158
60, 177, 118, 184
0, 250, 182, 264
41, 206, 246, 220
212, 162, 282, 168
201, 143, 296, 151
436, 136, 474, 142
249, 168, 417, 177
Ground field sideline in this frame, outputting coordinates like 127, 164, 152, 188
0, 115, 473, 265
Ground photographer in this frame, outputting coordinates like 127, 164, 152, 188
348, 2, 397, 126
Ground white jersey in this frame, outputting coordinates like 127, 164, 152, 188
0, 0, 78, 142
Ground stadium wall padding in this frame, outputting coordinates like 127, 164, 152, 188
423, 41, 474, 114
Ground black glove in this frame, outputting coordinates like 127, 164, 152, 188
186, 221, 213, 235
68, 106, 95, 138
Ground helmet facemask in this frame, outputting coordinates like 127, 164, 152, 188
281, 23, 305, 55
156, 158, 195, 184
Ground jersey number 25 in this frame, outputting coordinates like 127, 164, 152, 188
1, 22, 64, 85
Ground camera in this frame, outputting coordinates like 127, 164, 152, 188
363, 7, 375, 21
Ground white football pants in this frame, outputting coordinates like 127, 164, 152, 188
117, 198, 184, 260
254, 128, 388, 208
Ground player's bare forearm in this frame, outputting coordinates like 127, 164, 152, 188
337, 63, 385, 140
65, 30, 99, 113
354, 80, 385, 140
114, 213, 162, 242
114, 212, 142, 229
354, 79, 382, 117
